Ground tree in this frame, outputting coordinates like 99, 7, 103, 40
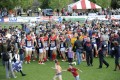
0, 0, 18, 9
90, 0, 96, 3
111, 0, 120, 9
49, 0, 72, 10
40, 0, 50, 9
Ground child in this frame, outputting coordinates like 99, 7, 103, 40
51, 59, 63, 80
12, 49, 26, 76
67, 47, 76, 65
66, 64, 82, 80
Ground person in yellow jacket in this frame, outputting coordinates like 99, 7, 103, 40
71, 32, 78, 48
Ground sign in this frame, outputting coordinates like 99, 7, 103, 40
0, 18, 3, 22
62, 16, 87, 23
9, 17, 17, 22
4, 17, 9, 22
1, 15, 120, 23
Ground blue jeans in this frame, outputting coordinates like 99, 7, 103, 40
76, 49, 82, 65
20, 54, 24, 61
75, 75, 80, 80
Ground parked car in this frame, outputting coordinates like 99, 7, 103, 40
42, 9, 53, 16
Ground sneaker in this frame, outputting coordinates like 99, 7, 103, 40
41, 62, 45, 64
25, 61, 27, 64
38, 62, 42, 64
106, 64, 109, 68
47, 59, 49, 61
62, 60, 65, 62
33, 60, 35, 61
14, 76, 17, 78
72, 62, 76, 65
22, 74, 26, 76
28, 62, 30, 64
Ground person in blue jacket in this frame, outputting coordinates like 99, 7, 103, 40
98, 37, 109, 69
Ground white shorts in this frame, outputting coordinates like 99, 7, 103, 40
60, 48, 65, 51
32, 48, 35, 51
39, 49, 43, 53
26, 47, 32, 52
50, 47, 56, 50
93, 44, 97, 49
45, 47, 49, 50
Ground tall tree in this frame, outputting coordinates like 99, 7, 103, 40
49, 0, 72, 10
111, 0, 120, 9
90, 0, 96, 3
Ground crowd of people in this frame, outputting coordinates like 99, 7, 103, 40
0, 19, 120, 79
0, 7, 120, 17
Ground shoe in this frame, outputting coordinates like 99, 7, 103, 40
106, 64, 109, 68
22, 74, 26, 76
72, 62, 76, 65
113, 69, 116, 71
38, 62, 42, 64
47, 59, 49, 61
25, 61, 27, 64
33, 60, 35, 61
14, 76, 17, 78
41, 62, 45, 64
87, 64, 90, 66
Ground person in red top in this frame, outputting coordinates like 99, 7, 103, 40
67, 64, 81, 80
25, 33, 33, 64
50, 32, 57, 61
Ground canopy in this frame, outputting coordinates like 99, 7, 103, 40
68, 0, 101, 10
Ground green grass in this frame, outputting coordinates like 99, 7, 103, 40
0, 57, 120, 80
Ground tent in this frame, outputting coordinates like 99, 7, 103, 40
68, 0, 101, 10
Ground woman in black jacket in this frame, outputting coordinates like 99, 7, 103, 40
113, 41, 120, 71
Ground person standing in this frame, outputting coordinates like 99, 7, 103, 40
59, 34, 66, 61
38, 34, 44, 64
25, 33, 33, 64
50, 33, 57, 61
67, 47, 76, 65
74, 36, 83, 65
113, 41, 120, 71
84, 37, 93, 66
2, 39, 16, 79
98, 37, 109, 69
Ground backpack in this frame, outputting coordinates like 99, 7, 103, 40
2, 52, 10, 61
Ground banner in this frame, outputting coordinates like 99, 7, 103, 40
1, 15, 120, 23
62, 16, 87, 23
9, 17, 17, 22
0, 18, 3, 22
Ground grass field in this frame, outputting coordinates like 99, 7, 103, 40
0, 57, 120, 80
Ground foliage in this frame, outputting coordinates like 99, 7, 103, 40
18, 0, 34, 9
0, 0, 119, 11
90, 0, 111, 8
89, 0, 96, 3
111, 0, 120, 9
0, 0, 17, 10
40, 0, 50, 9
40, 0, 72, 10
